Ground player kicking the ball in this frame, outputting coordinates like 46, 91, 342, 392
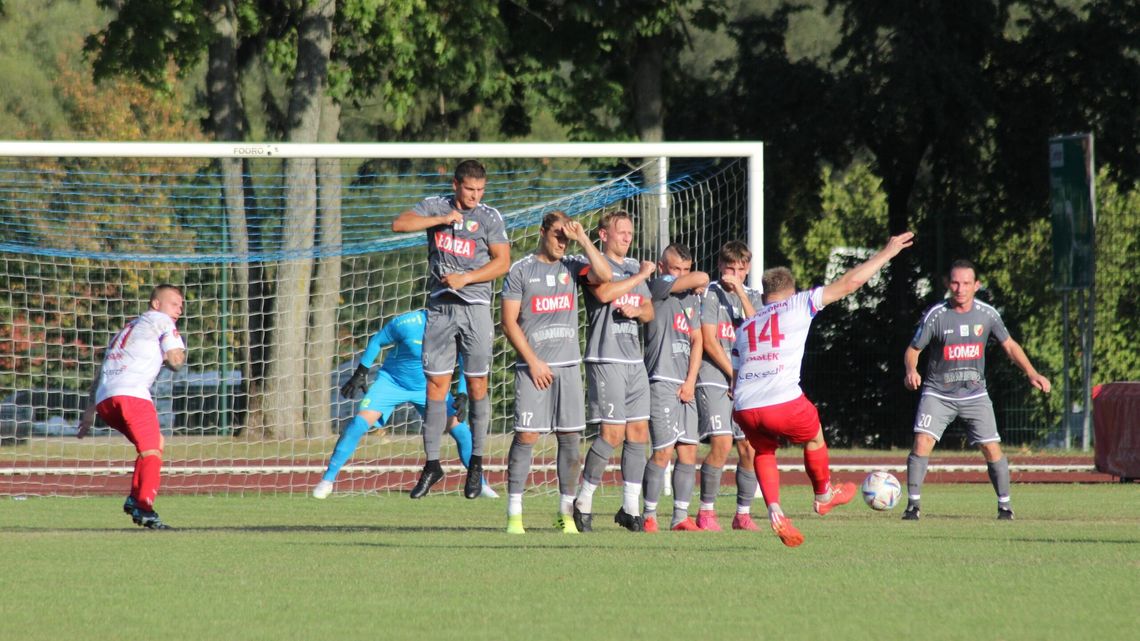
500, 211, 611, 534
731, 232, 914, 547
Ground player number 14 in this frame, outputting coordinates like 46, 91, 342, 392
746, 314, 784, 350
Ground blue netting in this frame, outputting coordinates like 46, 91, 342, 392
0, 159, 729, 263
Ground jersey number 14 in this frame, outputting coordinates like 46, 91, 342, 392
745, 314, 784, 350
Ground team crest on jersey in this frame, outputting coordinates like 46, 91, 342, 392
973, 324, 984, 336
546, 274, 556, 287
466, 220, 480, 233
558, 272, 570, 285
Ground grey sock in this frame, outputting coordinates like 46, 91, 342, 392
906, 452, 929, 508
672, 463, 696, 526
735, 467, 758, 509
470, 395, 490, 456
506, 435, 534, 496
582, 438, 615, 486
643, 460, 666, 510
556, 432, 581, 497
700, 462, 723, 505
987, 457, 1011, 502
621, 441, 647, 484
422, 399, 447, 459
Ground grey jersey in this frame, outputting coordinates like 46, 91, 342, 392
582, 255, 651, 364
911, 300, 1010, 399
643, 276, 700, 383
412, 195, 509, 305
697, 280, 764, 387
502, 253, 589, 367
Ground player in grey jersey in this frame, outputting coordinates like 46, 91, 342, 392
694, 240, 763, 531
572, 210, 656, 533
640, 243, 709, 532
501, 211, 612, 534
902, 259, 1051, 521
392, 160, 510, 500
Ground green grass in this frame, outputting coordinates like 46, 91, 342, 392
1, 484, 1136, 641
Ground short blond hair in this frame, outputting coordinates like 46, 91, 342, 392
761, 267, 795, 295
597, 209, 633, 234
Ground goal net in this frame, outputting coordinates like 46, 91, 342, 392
0, 142, 762, 496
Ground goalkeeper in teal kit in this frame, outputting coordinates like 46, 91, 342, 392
312, 310, 497, 499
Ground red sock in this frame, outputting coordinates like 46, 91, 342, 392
134, 454, 162, 511
753, 450, 780, 507
130, 461, 142, 500
803, 444, 831, 496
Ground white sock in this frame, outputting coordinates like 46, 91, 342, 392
623, 482, 641, 515
644, 500, 658, 515
508, 493, 523, 517
560, 493, 575, 515
576, 481, 598, 513
767, 503, 784, 521
736, 504, 750, 515
699, 501, 715, 512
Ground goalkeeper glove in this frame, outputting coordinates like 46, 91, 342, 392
340, 364, 371, 399
451, 392, 469, 423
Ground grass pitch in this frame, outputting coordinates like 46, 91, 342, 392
1, 484, 1136, 641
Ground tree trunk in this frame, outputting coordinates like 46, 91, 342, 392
264, 0, 334, 439
305, 94, 342, 437
205, 0, 263, 436
632, 35, 667, 256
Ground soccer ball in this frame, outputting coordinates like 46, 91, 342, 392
861, 471, 902, 511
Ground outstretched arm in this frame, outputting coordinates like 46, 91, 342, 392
1001, 337, 1052, 393
822, 232, 915, 306
77, 362, 103, 439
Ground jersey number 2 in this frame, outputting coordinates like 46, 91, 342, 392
746, 314, 784, 350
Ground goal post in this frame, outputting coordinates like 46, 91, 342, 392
0, 141, 763, 496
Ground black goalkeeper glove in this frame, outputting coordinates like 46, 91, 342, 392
340, 364, 371, 399
451, 392, 469, 424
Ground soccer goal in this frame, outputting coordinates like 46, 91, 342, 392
0, 141, 762, 496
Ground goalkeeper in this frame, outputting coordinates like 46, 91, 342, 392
313, 309, 497, 499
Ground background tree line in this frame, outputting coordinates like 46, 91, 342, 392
0, 0, 1136, 445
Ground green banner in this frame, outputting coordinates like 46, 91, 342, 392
1050, 134, 1096, 290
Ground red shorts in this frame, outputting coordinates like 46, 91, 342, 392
732, 394, 821, 450
96, 396, 163, 453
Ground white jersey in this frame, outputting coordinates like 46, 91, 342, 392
731, 287, 825, 411
95, 310, 186, 403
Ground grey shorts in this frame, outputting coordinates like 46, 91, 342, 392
514, 364, 587, 433
422, 298, 494, 377
649, 381, 699, 450
585, 361, 651, 425
913, 393, 1000, 445
697, 385, 745, 441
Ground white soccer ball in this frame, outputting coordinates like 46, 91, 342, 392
861, 470, 902, 511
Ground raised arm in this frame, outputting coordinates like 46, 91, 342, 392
564, 221, 612, 284
822, 232, 915, 306
1000, 337, 1052, 393
589, 260, 656, 304
391, 208, 462, 233
670, 271, 709, 294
